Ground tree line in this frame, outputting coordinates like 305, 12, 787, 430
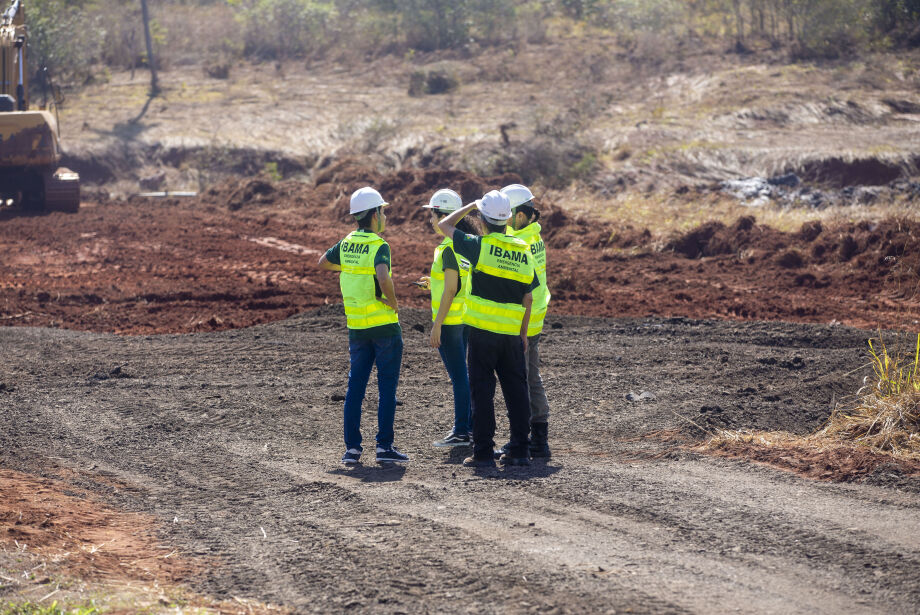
25, 0, 920, 87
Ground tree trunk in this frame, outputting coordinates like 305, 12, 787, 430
732, 0, 745, 44
140, 0, 159, 95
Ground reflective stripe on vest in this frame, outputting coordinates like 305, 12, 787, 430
511, 222, 550, 336
338, 231, 399, 330
430, 238, 470, 325
463, 233, 534, 335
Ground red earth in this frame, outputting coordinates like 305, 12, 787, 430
1, 159, 918, 335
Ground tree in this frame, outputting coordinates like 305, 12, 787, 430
140, 0, 159, 95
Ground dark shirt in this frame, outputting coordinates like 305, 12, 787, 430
452, 230, 538, 306
326, 238, 401, 341
439, 244, 463, 293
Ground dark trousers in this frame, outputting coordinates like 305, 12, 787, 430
467, 327, 531, 460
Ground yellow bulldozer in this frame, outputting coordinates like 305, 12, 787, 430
0, 0, 79, 213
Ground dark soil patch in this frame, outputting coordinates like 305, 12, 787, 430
1, 313, 918, 613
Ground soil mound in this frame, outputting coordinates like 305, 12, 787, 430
2, 160, 920, 334
796, 157, 905, 188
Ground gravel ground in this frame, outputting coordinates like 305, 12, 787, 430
2, 308, 919, 614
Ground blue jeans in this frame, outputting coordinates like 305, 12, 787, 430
343, 335, 403, 451
438, 324, 471, 435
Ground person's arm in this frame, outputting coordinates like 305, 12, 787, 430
430, 268, 458, 348
376, 263, 398, 313
520, 292, 532, 353
318, 253, 341, 271
437, 202, 477, 238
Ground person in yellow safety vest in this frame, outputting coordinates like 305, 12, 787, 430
415, 189, 477, 448
318, 187, 409, 465
437, 190, 540, 467
501, 183, 552, 459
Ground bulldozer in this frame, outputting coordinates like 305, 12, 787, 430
0, 0, 79, 213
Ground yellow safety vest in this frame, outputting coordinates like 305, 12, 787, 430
430, 238, 470, 325
463, 233, 535, 335
510, 222, 550, 336
338, 231, 399, 330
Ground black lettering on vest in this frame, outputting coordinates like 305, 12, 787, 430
488, 243, 529, 265
343, 242, 370, 255
530, 240, 545, 255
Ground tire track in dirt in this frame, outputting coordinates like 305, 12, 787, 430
2, 311, 919, 613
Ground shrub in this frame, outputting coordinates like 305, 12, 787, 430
230, 0, 336, 60
27, 0, 100, 85
407, 69, 459, 96
815, 333, 920, 459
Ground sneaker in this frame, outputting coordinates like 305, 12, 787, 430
499, 453, 530, 466
341, 448, 362, 465
462, 456, 496, 468
433, 432, 471, 447
376, 446, 410, 463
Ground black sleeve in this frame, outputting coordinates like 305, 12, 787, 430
527, 271, 539, 292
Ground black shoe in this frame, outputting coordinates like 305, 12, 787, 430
433, 432, 471, 447
341, 448, 362, 465
493, 441, 511, 460
376, 446, 410, 463
529, 422, 551, 458
462, 456, 496, 468
499, 453, 530, 466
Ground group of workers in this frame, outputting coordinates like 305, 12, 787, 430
318, 183, 551, 468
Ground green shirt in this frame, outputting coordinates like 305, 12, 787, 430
326, 239, 402, 341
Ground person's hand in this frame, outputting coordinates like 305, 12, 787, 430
430, 323, 442, 348
416, 276, 430, 290
521, 333, 529, 354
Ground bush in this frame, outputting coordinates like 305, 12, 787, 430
815, 333, 920, 459
231, 0, 336, 60
27, 0, 100, 85
407, 69, 459, 96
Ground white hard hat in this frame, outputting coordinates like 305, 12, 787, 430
501, 183, 535, 209
349, 187, 388, 215
476, 190, 512, 222
423, 188, 462, 212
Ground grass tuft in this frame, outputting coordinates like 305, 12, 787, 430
701, 334, 920, 472
815, 334, 920, 459
0, 602, 96, 615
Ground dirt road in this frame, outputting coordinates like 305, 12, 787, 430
2, 309, 918, 613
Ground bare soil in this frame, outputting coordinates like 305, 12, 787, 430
1, 166, 919, 336
1, 309, 919, 613
3, 47, 920, 613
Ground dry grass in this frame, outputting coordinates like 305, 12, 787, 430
552, 186, 920, 235
816, 334, 920, 460
702, 334, 920, 472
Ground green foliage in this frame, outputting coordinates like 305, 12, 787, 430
867, 333, 920, 398
0, 601, 97, 615
21, 0, 920, 85
263, 161, 282, 180
27, 0, 100, 85
231, 0, 337, 60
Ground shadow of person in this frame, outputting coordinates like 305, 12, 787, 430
328, 463, 407, 483
441, 447, 474, 464
467, 460, 562, 479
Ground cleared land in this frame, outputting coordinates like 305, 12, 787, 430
2, 45, 920, 613
1, 310, 919, 614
